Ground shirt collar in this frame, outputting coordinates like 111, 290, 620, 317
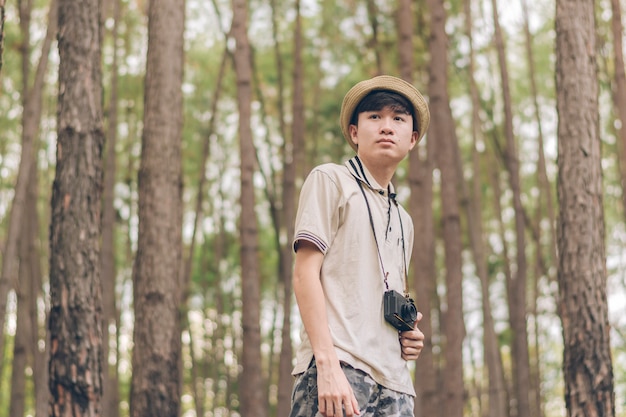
345, 156, 396, 197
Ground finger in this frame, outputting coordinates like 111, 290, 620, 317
319, 399, 326, 415
344, 402, 354, 417
406, 335, 424, 349
416, 311, 423, 323
333, 398, 343, 417
319, 397, 331, 416
402, 344, 418, 354
402, 348, 421, 360
343, 394, 360, 416
399, 331, 421, 344
400, 324, 423, 338
352, 395, 361, 415
402, 343, 423, 358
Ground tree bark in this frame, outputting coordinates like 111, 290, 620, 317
232, 0, 267, 415
129, 0, 185, 415
426, 1, 465, 416
48, 0, 105, 414
555, 0, 615, 415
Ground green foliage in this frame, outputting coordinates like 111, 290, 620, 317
0, 333, 13, 417
0, 12, 24, 192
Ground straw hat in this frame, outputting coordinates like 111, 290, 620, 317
339, 75, 430, 151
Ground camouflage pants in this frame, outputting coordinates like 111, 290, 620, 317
289, 360, 414, 417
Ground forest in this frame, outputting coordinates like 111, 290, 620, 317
0, 0, 623, 416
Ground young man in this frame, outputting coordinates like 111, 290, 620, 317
289, 75, 430, 417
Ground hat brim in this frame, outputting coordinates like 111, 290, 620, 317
339, 75, 430, 152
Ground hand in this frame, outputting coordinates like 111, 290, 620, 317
316, 360, 361, 416
399, 312, 425, 361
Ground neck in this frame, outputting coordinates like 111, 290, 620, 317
357, 155, 397, 188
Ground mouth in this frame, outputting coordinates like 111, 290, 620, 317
377, 138, 396, 145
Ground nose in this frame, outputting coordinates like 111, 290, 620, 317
380, 117, 394, 134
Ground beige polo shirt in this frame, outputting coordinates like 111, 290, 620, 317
292, 156, 416, 396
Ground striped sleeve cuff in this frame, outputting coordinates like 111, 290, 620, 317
293, 231, 328, 254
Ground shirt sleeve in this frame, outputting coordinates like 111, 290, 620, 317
293, 167, 343, 254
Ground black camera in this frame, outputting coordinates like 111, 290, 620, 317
383, 290, 418, 332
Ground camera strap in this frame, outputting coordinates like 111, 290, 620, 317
354, 176, 410, 297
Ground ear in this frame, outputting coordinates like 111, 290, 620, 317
349, 124, 359, 147
408, 131, 419, 151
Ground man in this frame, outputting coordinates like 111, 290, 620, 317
290, 75, 430, 417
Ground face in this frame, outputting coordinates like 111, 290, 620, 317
349, 106, 418, 165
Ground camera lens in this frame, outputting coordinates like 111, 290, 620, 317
401, 302, 418, 323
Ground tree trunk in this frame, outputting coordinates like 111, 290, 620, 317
12, 148, 44, 417
609, 0, 626, 221
5, 1, 55, 412
463, 1, 508, 416
11, 175, 43, 416
521, 3, 556, 414
400, 0, 441, 414
530, 215, 546, 417
555, 0, 615, 415
365, 0, 382, 75
48, 0, 105, 414
200, 225, 231, 414
100, 0, 121, 415
426, 1, 465, 416
185, 46, 228, 417
0, 0, 53, 375
0, 0, 5, 73
488, 156, 514, 417
25, 4, 57, 414
275, 0, 303, 415
521, 0, 557, 275
211, 206, 230, 412
9, 225, 31, 417
490, 1, 532, 415
396, 0, 413, 81
266, 0, 290, 413
129, 0, 184, 415
27, 159, 48, 417
428, 0, 465, 417
231, 0, 267, 415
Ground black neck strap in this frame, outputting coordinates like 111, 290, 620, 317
354, 176, 409, 296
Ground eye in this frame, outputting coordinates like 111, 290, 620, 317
369, 113, 381, 120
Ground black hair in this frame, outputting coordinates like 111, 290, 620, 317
349, 90, 416, 131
